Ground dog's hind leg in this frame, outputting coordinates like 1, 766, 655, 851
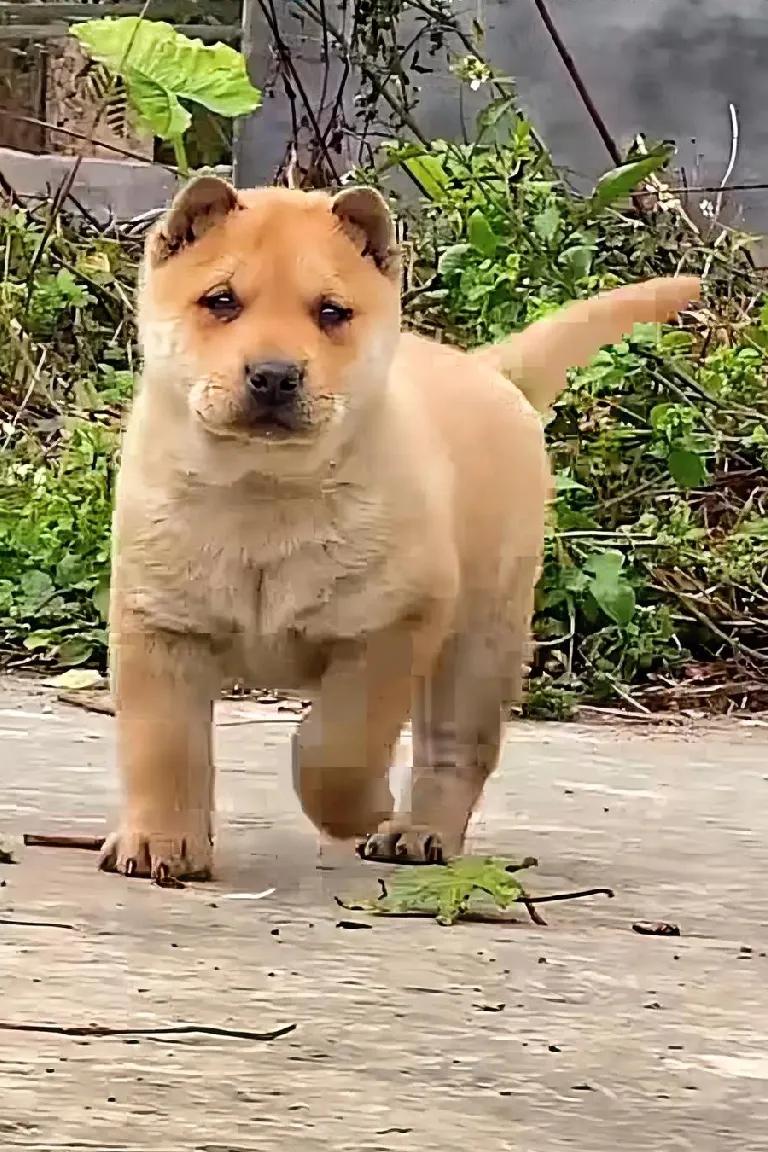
360, 565, 536, 863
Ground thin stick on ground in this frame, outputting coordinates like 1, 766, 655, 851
516, 886, 615, 926
0, 1021, 297, 1042
0, 917, 77, 931
527, 887, 615, 906
23, 833, 105, 852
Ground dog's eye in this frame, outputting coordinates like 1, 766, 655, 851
317, 300, 353, 332
199, 288, 240, 319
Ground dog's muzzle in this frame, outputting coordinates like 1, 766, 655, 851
243, 359, 308, 431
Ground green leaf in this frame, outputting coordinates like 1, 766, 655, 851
560, 244, 593, 279
585, 550, 624, 581
736, 516, 768, 539
92, 580, 111, 622
584, 551, 636, 627
627, 321, 662, 347
592, 148, 674, 208
467, 210, 498, 256
554, 473, 589, 493
23, 631, 55, 652
71, 18, 261, 144
20, 570, 55, 607
125, 72, 190, 139
667, 448, 708, 489
49, 668, 104, 691
339, 857, 534, 926
400, 152, 449, 201
533, 205, 561, 243
56, 637, 94, 667
437, 243, 471, 278
650, 402, 675, 432
56, 554, 84, 585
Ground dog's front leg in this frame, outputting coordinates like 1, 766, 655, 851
100, 622, 217, 881
293, 613, 447, 841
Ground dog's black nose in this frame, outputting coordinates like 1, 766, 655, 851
246, 361, 303, 407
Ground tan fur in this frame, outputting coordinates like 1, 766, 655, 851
474, 276, 701, 413
101, 175, 699, 879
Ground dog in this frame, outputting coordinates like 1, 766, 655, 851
99, 174, 700, 881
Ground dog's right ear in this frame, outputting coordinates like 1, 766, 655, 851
147, 175, 241, 266
331, 186, 400, 279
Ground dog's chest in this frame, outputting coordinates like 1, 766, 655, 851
134, 483, 409, 642
258, 491, 413, 639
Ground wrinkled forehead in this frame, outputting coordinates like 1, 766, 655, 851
147, 190, 371, 308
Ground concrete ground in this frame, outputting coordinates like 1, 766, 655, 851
1, 675, 767, 1151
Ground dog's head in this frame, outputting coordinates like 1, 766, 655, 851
138, 176, 401, 463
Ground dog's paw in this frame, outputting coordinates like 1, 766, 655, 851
99, 823, 213, 882
358, 820, 461, 864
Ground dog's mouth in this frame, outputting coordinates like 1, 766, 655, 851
252, 409, 304, 434
195, 409, 316, 444
193, 389, 343, 445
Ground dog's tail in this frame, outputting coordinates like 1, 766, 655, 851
472, 276, 701, 413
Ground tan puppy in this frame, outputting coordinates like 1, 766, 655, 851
100, 174, 699, 880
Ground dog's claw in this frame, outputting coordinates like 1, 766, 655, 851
99, 826, 212, 882
358, 823, 448, 864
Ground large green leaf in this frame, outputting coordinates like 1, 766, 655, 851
399, 152, 449, 201
20, 569, 55, 609
592, 147, 674, 208
533, 205, 561, 243
667, 448, 709, 489
467, 209, 498, 256
437, 243, 471, 278
72, 17, 261, 142
56, 637, 95, 667
584, 550, 636, 627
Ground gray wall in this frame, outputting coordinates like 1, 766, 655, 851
237, 0, 768, 237
486, 0, 768, 230
6, 1, 767, 235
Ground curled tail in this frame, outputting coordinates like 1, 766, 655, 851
473, 276, 701, 412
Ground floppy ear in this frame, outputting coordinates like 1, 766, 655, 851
147, 175, 241, 266
331, 186, 400, 279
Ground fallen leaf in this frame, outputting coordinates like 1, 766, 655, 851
338, 856, 534, 926
48, 669, 104, 691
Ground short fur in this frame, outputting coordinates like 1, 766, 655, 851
101, 176, 700, 879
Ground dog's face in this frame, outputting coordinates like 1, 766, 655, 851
138, 177, 401, 459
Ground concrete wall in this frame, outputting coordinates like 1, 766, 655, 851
3, 0, 767, 236
0, 147, 181, 222
485, 0, 768, 233
237, 0, 768, 237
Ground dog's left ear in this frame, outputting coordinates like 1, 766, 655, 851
331, 186, 400, 279
148, 175, 241, 267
